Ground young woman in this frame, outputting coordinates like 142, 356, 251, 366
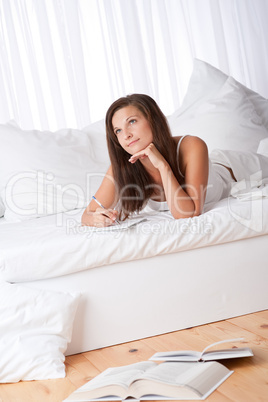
82, 93, 268, 227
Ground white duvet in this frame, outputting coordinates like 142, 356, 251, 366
0, 196, 268, 283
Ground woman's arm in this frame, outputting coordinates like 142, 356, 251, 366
162, 136, 208, 218
129, 136, 209, 219
81, 165, 119, 226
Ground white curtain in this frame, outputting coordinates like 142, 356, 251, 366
0, 0, 267, 131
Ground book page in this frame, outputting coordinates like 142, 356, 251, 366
130, 361, 232, 400
201, 338, 244, 357
137, 362, 212, 386
149, 351, 201, 362
202, 347, 253, 361
186, 361, 233, 398
73, 361, 156, 393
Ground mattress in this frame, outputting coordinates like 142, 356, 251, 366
26, 230, 268, 355
0, 195, 268, 283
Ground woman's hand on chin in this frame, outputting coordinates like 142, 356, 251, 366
128, 143, 167, 169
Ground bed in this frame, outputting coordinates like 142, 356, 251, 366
0, 59, 268, 382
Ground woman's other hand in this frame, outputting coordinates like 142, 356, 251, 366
81, 208, 119, 227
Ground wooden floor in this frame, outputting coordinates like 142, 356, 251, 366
0, 310, 268, 402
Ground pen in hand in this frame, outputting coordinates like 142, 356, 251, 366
92, 196, 120, 225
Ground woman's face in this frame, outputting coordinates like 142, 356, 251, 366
112, 105, 153, 155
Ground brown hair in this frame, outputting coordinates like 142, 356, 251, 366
105, 94, 180, 218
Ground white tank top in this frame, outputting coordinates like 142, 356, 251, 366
176, 134, 188, 178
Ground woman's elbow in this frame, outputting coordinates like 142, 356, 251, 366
171, 205, 202, 220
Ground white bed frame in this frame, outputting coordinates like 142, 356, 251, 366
26, 233, 268, 356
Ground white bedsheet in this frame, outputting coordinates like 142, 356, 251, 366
1, 196, 268, 283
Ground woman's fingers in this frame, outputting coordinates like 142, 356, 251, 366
129, 149, 148, 162
129, 143, 165, 168
94, 208, 118, 227
129, 144, 153, 163
129, 153, 146, 163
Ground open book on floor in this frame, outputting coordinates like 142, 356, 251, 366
64, 360, 233, 401
149, 338, 253, 362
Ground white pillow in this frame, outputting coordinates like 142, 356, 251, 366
0, 196, 4, 217
82, 118, 109, 166
0, 122, 109, 221
0, 281, 80, 383
179, 59, 268, 129
168, 59, 268, 152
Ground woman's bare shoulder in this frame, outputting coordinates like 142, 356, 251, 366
178, 136, 208, 176
179, 135, 208, 153
173, 134, 207, 146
